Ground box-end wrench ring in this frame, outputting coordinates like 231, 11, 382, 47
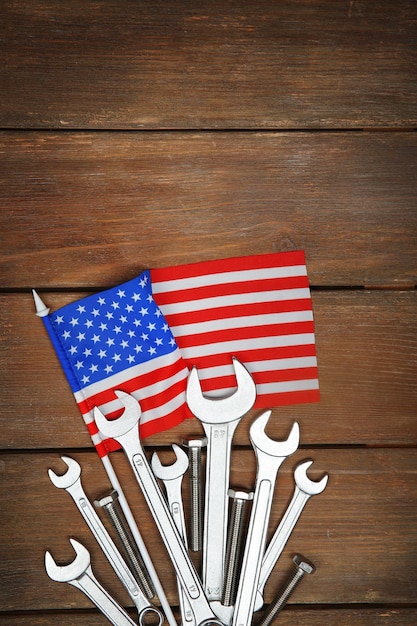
48, 456, 163, 626
45, 538, 137, 626
94, 390, 224, 626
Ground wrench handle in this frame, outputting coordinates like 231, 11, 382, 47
131, 451, 202, 598
67, 483, 150, 612
258, 489, 310, 598
232, 479, 274, 626
202, 420, 239, 600
163, 479, 196, 625
72, 566, 137, 626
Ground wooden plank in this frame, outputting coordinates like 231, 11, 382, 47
1, 290, 416, 449
1, 1, 416, 129
0, 449, 416, 611
1, 608, 417, 625
1, 131, 416, 288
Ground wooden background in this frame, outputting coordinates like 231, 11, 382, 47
1, 1, 416, 624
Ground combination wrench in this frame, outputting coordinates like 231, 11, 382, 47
231, 411, 300, 626
48, 456, 163, 626
151, 444, 196, 626
186, 357, 256, 602
45, 538, 136, 626
94, 390, 224, 626
255, 459, 328, 611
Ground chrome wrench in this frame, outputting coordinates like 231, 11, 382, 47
232, 411, 300, 626
255, 459, 328, 611
186, 357, 256, 602
151, 444, 196, 626
48, 456, 163, 626
45, 538, 137, 626
94, 391, 224, 626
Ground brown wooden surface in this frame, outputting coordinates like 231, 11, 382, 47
1, 1, 416, 129
1, 0, 416, 624
1, 131, 416, 288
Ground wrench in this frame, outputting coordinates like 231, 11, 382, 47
151, 444, 196, 626
45, 538, 136, 626
254, 459, 328, 611
48, 456, 163, 626
231, 411, 300, 626
186, 357, 256, 601
94, 390, 224, 626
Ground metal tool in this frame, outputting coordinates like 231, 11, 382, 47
231, 411, 300, 626
183, 437, 207, 552
151, 444, 196, 626
94, 390, 224, 626
222, 489, 253, 607
257, 554, 315, 626
186, 357, 256, 602
95, 489, 155, 600
255, 459, 328, 611
45, 538, 137, 626
48, 456, 163, 626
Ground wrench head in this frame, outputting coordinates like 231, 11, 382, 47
249, 410, 300, 458
186, 357, 256, 424
151, 444, 189, 481
48, 456, 81, 489
94, 390, 141, 439
45, 538, 90, 583
294, 460, 329, 495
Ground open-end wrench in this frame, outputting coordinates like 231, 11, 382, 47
48, 456, 163, 626
94, 390, 224, 626
151, 444, 196, 626
186, 357, 256, 602
255, 459, 328, 611
45, 538, 136, 626
231, 411, 300, 626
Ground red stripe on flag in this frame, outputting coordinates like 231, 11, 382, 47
152, 275, 309, 305
151, 250, 307, 281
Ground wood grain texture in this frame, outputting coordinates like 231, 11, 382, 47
1, 290, 415, 449
1, 1, 416, 129
0, 449, 416, 612
1, 131, 416, 288
1, 608, 417, 625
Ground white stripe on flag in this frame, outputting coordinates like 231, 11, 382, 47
151, 264, 308, 292
170, 310, 314, 336
201, 377, 320, 399
180, 333, 316, 360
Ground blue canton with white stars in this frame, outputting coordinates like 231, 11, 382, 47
50, 271, 177, 391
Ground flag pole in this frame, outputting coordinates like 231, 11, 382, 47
32, 290, 177, 626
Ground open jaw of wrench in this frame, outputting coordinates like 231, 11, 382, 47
186, 357, 256, 603
48, 456, 163, 626
94, 390, 224, 626
231, 411, 300, 626
45, 538, 137, 626
151, 444, 196, 626
254, 459, 328, 611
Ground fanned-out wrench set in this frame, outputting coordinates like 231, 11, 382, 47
45, 358, 328, 626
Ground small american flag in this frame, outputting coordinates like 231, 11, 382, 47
37, 251, 318, 455
41, 271, 190, 455
151, 250, 319, 408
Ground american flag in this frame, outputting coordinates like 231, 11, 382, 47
151, 250, 319, 408
43, 271, 190, 455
